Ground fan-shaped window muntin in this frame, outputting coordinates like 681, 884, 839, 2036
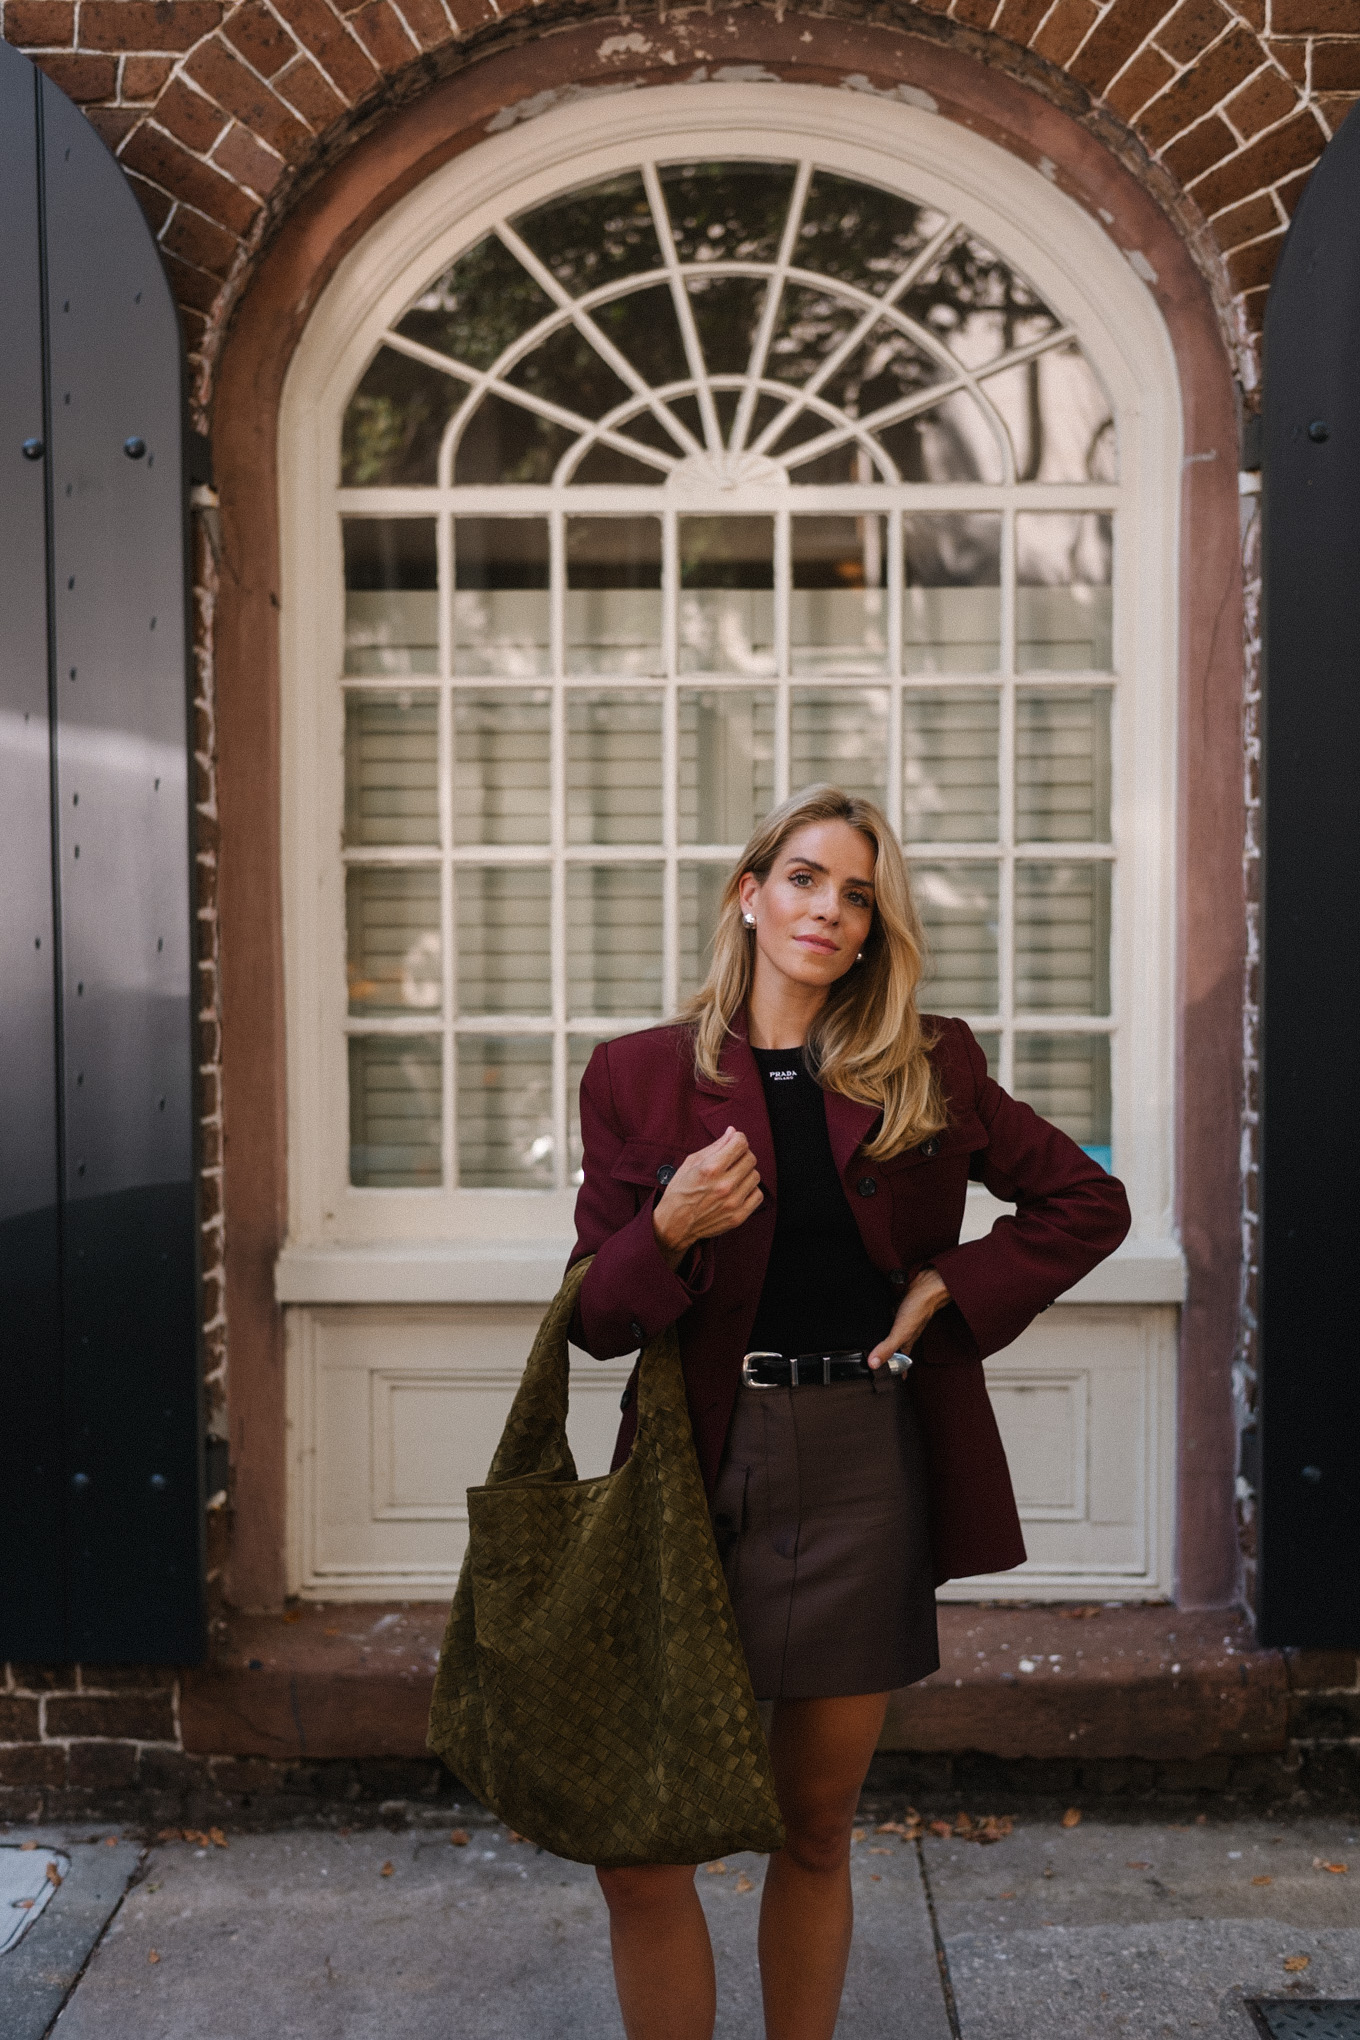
338, 155, 1121, 1194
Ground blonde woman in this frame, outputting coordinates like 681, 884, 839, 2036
568, 785, 1129, 2040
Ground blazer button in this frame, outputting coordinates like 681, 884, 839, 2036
889, 1268, 908, 1288
921, 1136, 941, 1158
856, 1176, 877, 1197
656, 1164, 677, 1185
629, 1318, 645, 1344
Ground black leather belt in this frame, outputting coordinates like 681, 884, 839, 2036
740, 1348, 912, 1388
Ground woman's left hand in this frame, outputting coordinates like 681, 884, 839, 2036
867, 1267, 952, 1369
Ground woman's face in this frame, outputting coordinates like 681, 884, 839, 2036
739, 820, 877, 994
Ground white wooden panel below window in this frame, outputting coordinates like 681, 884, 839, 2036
287, 1301, 1175, 1602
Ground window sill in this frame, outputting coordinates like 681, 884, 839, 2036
274, 1231, 1187, 1307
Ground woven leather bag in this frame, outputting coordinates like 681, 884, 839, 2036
427, 1256, 785, 1868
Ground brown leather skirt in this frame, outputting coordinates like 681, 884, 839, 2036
709, 1373, 939, 1701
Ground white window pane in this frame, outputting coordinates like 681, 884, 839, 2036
913, 861, 999, 1014
346, 868, 441, 1016
1016, 513, 1113, 672
456, 1036, 553, 1188
903, 689, 999, 843
452, 688, 550, 847
1015, 861, 1111, 1014
566, 516, 662, 676
679, 517, 775, 677
567, 1033, 600, 1185
972, 1030, 1000, 1077
349, 1036, 441, 1187
1014, 1033, 1111, 1161
790, 687, 889, 805
678, 689, 775, 845
980, 341, 1116, 484
903, 514, 1001, 674
453, 517, 550, 677
341, 346, 467, 488
344, 689, 438, 847
343, 519, 437, 676
566, 865, 663, 1017
790, 517, 888, 677
455, 866, 551, 1015
567, 690, 663, 845
678, 861, 728, 1001
1017, 688, 1111, 842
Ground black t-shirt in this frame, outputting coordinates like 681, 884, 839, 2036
745, 1048, 900, 1358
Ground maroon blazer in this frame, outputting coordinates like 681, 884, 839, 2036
567, 1013, 1130, 1584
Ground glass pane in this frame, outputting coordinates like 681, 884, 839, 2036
349, 1035, 441, 1187
1017, 689, 1112, 842
453, 518, 549, 677
679, 689, 775, 843
454, 395, 579, 485
570, 442, 669, 486
899, 233, 1060, 371
566, 517, 663, 676
512, 173, 662, 295
791, 517, 888, 678
568, 1033, 600, 1184
1015, 861, 1111, 1014
797, 173, 947, 293
678, 861, 728, 1000
346, 867, 441, 1016
1016, 513, 1113, 672
396, 235, 552, 371
786, 439, 884, 487
1014, 1033, 1111, 1160
766, 285, 863, 387
790, 687, 890, 805
981, 341, 1116, 483
913, 862, 1000, 1014
343, 519, 437, 676
679, 517, 775, 677
660, 161, 797, 265
687, 276, 768, 378
504, 322, 632, 420
822, 323, 943, 416
903, 689, 1000, 843
452, 689, 550, 846
341, 347, 467, 487
455, 866, 551, 1014
456, 1035, 553, 1188
972, 1030, 1000, 1077
875, 390, 1005, 484
566, 864, 664, 1016
567, 691, 663, 845
593, 286, 692, 389
903, 514, 1001, 674
345, 689, 438, 847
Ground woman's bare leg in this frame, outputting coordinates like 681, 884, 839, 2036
757, 1691, 891, 2040
596, 1863, 716, 2040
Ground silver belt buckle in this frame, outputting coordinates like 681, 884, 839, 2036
886, 1349, 913, 1377
741, 1351, 783, 1388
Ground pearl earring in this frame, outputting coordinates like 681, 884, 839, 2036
856, 950, 864, 962
743, 913, 756, 928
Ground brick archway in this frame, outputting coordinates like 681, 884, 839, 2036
4, 0, 1353, 400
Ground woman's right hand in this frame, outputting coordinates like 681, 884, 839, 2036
652, 1126, 763, 1267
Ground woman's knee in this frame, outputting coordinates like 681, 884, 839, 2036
596, 1862, 697, 1919
778, 1804, 856, 1877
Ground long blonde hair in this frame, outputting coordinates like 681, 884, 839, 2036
681, 785, 946, 1159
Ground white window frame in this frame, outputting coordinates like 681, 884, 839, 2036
277, 82, 1182, 1296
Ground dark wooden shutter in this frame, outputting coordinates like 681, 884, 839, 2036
0, 41, 201, 1663
1260, 104, 1360, 1649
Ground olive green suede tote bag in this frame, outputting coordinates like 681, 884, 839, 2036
427, 1256, 785, 1868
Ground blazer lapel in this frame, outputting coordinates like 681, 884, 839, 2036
695, 1012, 777, 1195
822, 1087, 881, 1182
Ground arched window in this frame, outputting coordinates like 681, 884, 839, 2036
279, 89, 1180, 1600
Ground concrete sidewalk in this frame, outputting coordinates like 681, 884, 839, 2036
2, 1809, 1357, 2038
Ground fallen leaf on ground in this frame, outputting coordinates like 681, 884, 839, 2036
1314, 1859, 1349, 1874
1127, 1861, 1151, 1870
148, 1950, 161, 1965
156, 1828, 181, 1842
868, 1847, 892, 1855
870, 1873, 881, 1882
734, 1874, 754, 1894
16, 1899, 33, 1911
1061, 1808, 1082, 1828
1195, 1814, 1208, 1826
975, 1817, 1014, 1846
19, 1841, 36, 1852
449, 1830, 469, 1847
381, 1861, 395, 1877
283, 1609, 302, 1624
704, 1862, 727, 1875
954, 1813, 975, 1837
1283, 1956, 1310, 1973
1043, 1868, 1055, 1879
104, 1836, 118, 1847
851, 1828, 866, 1843
183, 1829, 209, 1846
999, 1890, 1016, 1900
1059, 1606, 1102, 1620
1252, 1876, 1272, 1886
45, 1863, 61, 1888
507, 1831, 525, 1844
929, 1820, 953, 1838
209, 1828, 228, 1849
324, 1627, 340, 1636
875, 1821, 911, 1835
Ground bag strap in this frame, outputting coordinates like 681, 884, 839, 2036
484, 1255, 591, 1487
